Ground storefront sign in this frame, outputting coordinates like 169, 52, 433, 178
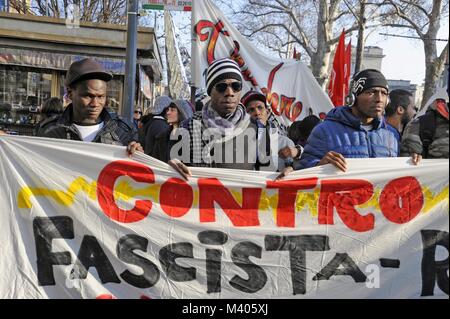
0, 48, 125, 74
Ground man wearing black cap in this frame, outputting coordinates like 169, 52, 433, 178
36, 58, 142, 154
278, 69, 398, 177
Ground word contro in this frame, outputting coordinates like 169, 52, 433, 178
97, 160, 425, 232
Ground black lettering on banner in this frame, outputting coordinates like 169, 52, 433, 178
198, 230, 228, 245
379, 258, 401, 268
117, 235, 160, 288
70, 235, 120, 284
265, 235, 330, 295
33, 217, 74, 286
159, 243, 196, 282
230, 241, 267, 293
313, 253, 367, 282
421, 230, 449, 296
198, 231, 228, 294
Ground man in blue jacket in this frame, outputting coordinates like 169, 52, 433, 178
277, 69, 398, 178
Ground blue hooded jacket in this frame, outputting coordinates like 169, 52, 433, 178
296, 106, 398, 169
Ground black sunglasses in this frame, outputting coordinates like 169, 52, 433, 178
214, 82, 242, 93
134, 110, 142, 114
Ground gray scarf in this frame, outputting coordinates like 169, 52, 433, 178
192, 102, 251, 164
202, 102, 251, 137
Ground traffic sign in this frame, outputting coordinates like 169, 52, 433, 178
142, 0, 192, 11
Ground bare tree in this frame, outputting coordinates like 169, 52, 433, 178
382, 0, 449, 108
9, 0, 127, 24
217, 0, 393, 88
8, 0, 31, 13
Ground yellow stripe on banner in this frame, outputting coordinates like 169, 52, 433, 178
114, 181, 160, 202
422, 186, 449, 214
259, 190, 278, 212
16, 177, 450, 217
296, 188, 321, 216
18, 178, 161, 209
18, 177, 97, 209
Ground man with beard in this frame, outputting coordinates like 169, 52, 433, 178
385, 89, 417, 148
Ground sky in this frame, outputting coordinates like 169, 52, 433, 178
163, 3, 449, 87
366, 22, 449, 85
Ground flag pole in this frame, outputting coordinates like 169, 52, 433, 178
123, 0, 139, 121
190, 1, 197, 106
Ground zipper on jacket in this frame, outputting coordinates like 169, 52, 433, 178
365, 131, 373, 157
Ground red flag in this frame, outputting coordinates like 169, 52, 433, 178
344, 40, 352, 101
328, 30, 347, 106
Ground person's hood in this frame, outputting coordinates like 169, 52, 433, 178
173, 99, 194, 122
325, 106, 384, 130
416, 86, 449, 118
152, 96, 173, 115
428, 99, 449, 120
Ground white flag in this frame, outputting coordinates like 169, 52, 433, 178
191, 0, 333, 125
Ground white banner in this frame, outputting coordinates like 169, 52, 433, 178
0, 135, 448, 299
191, 0, 334, 125
165, 10, 191, 100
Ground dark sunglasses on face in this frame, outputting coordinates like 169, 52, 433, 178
134, 111, 142, 114
214, 81, 243, 93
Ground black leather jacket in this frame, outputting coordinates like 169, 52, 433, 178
36, 104, 138, 146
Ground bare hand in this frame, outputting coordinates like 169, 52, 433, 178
127, 141, 144, 156
411, 153, 422, 166
168, 159, 192, 181
318, 151, 347, 172
278, 147, 299, 159
275, 166, 294, 181
0, 130, 6, 136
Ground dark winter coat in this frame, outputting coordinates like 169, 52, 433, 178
36, 104, 138, 146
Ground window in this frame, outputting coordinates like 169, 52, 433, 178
0, 65, 51, 108
106, 77, 123, 114
0, 66, 51, 127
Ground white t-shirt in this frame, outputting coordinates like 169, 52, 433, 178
361, 124, 373, 132
73, 122, 105, 142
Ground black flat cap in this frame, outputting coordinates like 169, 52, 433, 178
65, 58, 113, 87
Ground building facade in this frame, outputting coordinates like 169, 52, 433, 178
387, 79, 423, 109
0, 12, 162, 135
349, 46, 385, 75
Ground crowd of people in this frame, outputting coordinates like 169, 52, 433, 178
2, 57, 448, 179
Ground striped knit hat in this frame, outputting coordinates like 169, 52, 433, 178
206, 58, 243, 96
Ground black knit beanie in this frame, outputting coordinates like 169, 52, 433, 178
351, 69, 389, 96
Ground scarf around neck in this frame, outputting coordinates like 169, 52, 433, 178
202, 101, 251, 138
191, 102, 251, 165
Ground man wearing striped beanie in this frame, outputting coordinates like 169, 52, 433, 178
168, 58, 259, 178
205, 58, 245, 116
